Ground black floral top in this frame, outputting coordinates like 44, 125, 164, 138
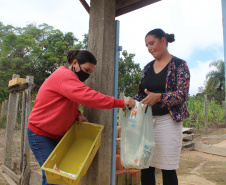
133, 56, 190, 123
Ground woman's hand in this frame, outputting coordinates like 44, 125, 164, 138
142, 89, 162, 106
124, 97, 136, 109
77, 115, 88, 126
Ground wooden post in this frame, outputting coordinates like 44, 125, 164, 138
82, 0, 116, 184
4, 100, 8, 119
0, 101, 5, 127
5, 100, 8, 114
20, 91, 26, 172
222, 0, 226, 126
1, 100, 9, 127
1, 101, 5, 117
4, 74, 20, 168
21, 76, 34, 185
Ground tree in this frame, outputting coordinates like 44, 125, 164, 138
205, 59, 225, 104
82, 34, 88, 49
118, 50, 142, 97
0, 22, 87, 94
0, 87, 8, 103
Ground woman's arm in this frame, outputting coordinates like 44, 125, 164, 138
161, 60, 190, 107
59, 73, 135, 109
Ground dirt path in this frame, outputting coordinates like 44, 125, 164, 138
179, 127, 226, 185
152, 127, 226, 185
0, 127, 226, 185
154, 149, 226, 185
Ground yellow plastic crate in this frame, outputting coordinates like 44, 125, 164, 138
41, 122, 104, 185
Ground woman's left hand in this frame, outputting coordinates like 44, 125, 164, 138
77, 115, 88, 126
142, 89, 162, 106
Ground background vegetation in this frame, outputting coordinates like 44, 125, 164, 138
0, 22, 225, 129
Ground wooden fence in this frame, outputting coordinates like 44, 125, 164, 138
1, 74, 34, 185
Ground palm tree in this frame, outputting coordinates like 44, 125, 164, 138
205, 59, 225, 104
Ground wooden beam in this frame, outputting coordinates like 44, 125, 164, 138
182, 140, 195, 147
183, 133, 194, 141
182, 127, 194, 133
182, 145, 194, 152
116, 0, 140, 9
116, 0, 161, 17
2, 173, 17, 185
2, 165, 21, 184
8, 83, 28, 93
79, 0, 90, 14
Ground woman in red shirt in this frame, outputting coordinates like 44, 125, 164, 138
27, 49, 135, 185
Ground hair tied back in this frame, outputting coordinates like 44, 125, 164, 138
165, 33, 175, 43
75, 49, 79, 56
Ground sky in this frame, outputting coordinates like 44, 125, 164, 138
0, 0, 224, 96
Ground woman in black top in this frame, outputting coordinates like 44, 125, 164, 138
133, 28, 190, 185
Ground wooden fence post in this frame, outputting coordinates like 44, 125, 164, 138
4, 74, 20, 168
5, 100, 8, 114
20, 91, 26, 172
0, 100, 9, 127
0, 101, 5, 127
21, 75, 34, 185
1, 101, 5, 117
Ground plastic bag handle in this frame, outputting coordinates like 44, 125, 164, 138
145, 106, 148, 113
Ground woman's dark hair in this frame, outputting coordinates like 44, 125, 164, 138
145, 28, 175, 46
67, 49, 97, 65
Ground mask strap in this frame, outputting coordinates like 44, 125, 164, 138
78, 63, 82, 71
71, 62, 81, 73
71, 66, 75, 73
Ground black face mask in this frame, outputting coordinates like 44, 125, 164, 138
72, 64, 90, 82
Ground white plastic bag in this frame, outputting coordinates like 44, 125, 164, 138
119, 100, 155, 169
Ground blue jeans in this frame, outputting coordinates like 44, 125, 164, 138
27, 128, 60, 185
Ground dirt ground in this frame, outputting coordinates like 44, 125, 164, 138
0, 128, 40, 185
0, 124, 226, 185
156, 124, 226, 185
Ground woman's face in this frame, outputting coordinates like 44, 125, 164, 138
145, 35, 166, 59
72, 60, 96, 74
79, 62, 96, 74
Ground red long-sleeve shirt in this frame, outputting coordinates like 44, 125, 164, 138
28, 66, 124, 139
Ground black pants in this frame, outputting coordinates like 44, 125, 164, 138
141, 166, 178, 185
